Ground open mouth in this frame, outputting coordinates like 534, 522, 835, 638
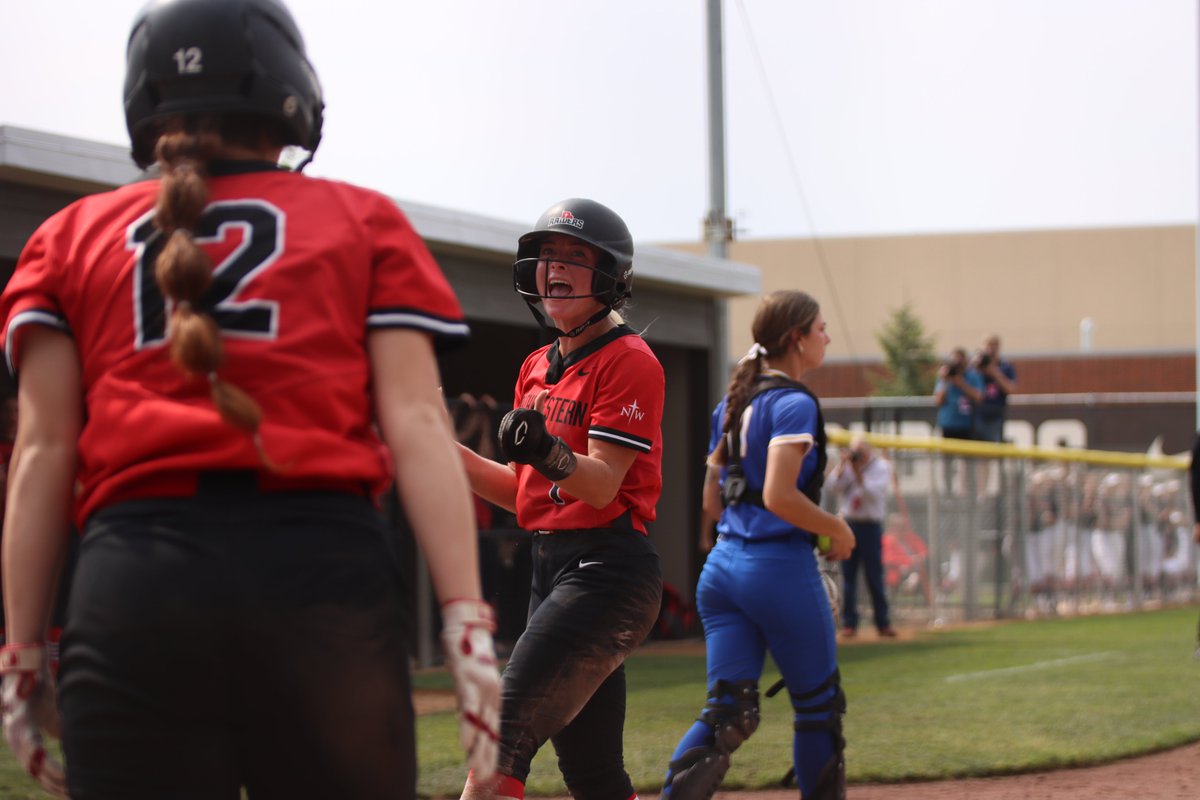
547, 278, 573, 298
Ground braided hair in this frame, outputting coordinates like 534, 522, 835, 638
711, 290, 821, 466
150, 118, 277, 465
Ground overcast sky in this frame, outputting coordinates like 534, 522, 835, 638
2, 0, 1196, 243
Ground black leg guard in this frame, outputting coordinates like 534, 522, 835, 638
661, 680, 760, 800
809, 747, 847, 800
772, 670, 847, 800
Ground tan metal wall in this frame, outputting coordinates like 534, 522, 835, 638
665, 224, 1195, 362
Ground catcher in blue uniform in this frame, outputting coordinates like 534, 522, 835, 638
661, 290, 855, 800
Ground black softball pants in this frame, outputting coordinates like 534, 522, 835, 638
498, 525, 662, 800
58, 476, 415, 800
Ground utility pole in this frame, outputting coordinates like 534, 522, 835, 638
706, 0, 734, 407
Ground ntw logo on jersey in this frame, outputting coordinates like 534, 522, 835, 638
550, 211, 585, 229
620, 399, 645, 422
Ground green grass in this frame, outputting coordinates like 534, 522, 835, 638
417, 606, 1200, 797
0, 608, 1194, 799
0, 755, 61, 800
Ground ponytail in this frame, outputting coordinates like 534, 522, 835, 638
712, 344, 767, 467
712, 291, 821, 467
152, 127, 275, 466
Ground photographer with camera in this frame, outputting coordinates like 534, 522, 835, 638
827, 436, 896, 639
972, 335, 1017, 444
970, 335, 1016, 499
933, 347, 984, 495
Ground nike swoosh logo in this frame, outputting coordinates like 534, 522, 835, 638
578, 368, 590, 376
578, 560, 602, 568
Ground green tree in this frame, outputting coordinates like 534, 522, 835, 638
870, 302, 939, 396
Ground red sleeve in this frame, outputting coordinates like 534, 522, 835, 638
587, 345, 663, 454
363, 192, 468, 350
1, 219, 73, 376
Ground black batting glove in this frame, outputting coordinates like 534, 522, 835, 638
498, 408, 577, 481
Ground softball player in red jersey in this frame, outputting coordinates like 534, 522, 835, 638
0, 1, 499, 797
457, 199, 664, 800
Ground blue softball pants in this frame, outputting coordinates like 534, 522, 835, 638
667, 533, 840, 797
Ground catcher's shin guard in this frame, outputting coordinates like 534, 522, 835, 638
661, 680, 759, 800
768, 670, 847, 800
792, 669, 847, 800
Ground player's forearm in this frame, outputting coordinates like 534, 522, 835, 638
3, 442, 74, 643
548, 436, 640, 510
553, 453, 626, 508
458, 443, 517, 513
391, 410, 483, 603
762, 485, 847, 539
368, 329, 487, 601
702, 468, 723, 522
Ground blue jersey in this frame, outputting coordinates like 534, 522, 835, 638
709, 386, 821, 540
670, 379, 842, 800
935, 370, 984, 432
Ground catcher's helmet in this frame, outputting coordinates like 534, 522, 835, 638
124, 0, 324, 169
514, 198, 634, 313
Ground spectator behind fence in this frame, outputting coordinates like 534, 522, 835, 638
827, 436, 897, 639
933, 347, 983, 494
971, 335, 1016, 497
972, 334, 1016, 443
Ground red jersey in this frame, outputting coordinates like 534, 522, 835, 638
512, 326, 663, 534
1, 163, 468, 526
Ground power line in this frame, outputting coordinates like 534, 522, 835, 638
731, 0, 862, 366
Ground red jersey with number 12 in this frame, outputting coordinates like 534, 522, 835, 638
0, 165, 468, 526
512, 326, 663, 533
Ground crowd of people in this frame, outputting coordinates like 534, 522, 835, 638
1023, 464, 1197, 615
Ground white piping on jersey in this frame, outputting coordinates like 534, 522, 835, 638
768, 433, 814, 448
366, 311, 469, 338
5, 310, 70, 376
589, 427, 652, 452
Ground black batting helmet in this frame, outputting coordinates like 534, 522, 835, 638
513, 198, 634, 312
123, 0, 324, 169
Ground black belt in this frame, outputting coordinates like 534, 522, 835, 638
535, 510, 634, 536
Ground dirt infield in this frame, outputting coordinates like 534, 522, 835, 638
413, 689, 458, 716
720, 741, 1200, 800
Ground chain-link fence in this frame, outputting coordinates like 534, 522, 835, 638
827, 429, 1197, 626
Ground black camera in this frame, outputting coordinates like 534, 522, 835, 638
944, 361, 961, 378
977, 352, 992, 369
